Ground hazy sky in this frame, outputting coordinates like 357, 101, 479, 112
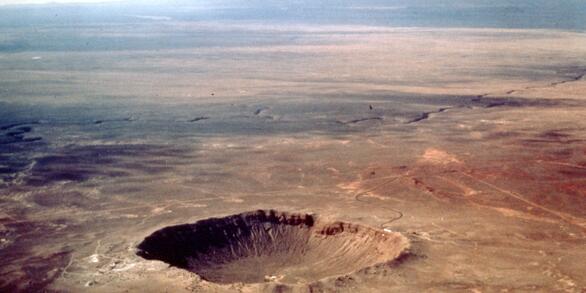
0, 0, 121, 5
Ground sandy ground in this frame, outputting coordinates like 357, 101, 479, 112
0, 18, 585, 293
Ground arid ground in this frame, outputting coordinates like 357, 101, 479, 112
1, 1, 585, 292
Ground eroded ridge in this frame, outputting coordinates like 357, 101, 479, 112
137, 210, 409, 284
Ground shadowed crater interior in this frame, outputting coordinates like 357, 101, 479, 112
136, 210, 409, 284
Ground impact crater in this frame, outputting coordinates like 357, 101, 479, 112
137, 210, 409, 284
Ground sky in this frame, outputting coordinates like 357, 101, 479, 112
0, 0, 584, 31
0, 0, 121, 5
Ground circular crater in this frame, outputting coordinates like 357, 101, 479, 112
137, 210, 409, 284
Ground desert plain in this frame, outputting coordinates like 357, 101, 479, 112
0, 1, 585, 292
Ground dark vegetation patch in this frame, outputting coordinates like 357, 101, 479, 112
24, 144, 192, 186
0, 250, 71, 292
0, 121, 44, 184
